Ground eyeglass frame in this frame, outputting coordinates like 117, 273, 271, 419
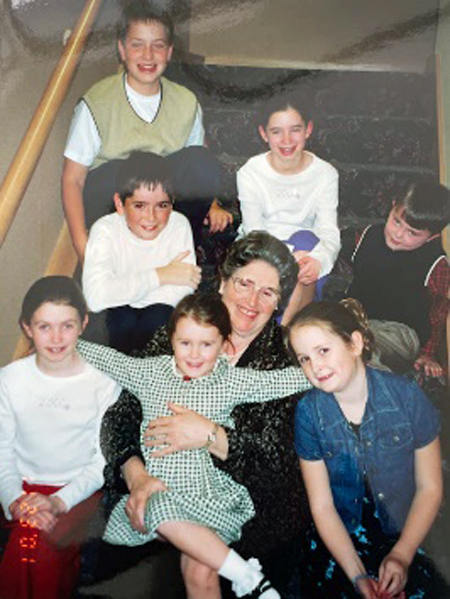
230, 276, 281, 305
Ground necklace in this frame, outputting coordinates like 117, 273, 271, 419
222, 339, 250, 366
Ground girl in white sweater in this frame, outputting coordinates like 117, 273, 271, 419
238, 93, 340, 323
0, 276, 120, 599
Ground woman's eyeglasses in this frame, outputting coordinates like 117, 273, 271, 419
231, 277, 280, 305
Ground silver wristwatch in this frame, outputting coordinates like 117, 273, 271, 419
204, 422, 219, 449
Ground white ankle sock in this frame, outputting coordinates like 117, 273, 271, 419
218, 551, 280, 598
218, 549, 259, 583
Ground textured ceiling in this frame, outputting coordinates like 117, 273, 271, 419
5, 0, 444, 70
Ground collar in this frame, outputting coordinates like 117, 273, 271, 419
314, 367, 399, 430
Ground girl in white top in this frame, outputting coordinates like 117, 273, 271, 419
238, 94, 340, 323
0, 276, 120, 599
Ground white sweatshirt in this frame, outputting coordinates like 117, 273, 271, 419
82, 211, 195, 312
0, 354, 120, 517
238, 151, 340, 276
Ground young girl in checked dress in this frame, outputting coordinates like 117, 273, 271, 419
78, 292, 311, 599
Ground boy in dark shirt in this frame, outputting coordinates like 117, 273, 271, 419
348, 180, 450, 377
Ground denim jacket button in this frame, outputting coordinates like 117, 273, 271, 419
393, 435, 400, 442
377, 492, 385, 500
366, 440, 372, 447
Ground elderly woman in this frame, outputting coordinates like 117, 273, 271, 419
101, 231, 311, 598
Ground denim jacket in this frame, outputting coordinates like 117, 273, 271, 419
295, 368, 439, 535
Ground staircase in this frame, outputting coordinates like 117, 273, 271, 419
77, 63, 445, 599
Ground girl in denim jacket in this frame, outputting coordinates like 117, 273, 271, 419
287, 299, 447, 599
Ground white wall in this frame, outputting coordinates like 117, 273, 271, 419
435, 0, 450, 254
0, 0, 116, 365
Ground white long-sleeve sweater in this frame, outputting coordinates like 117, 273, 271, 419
82, 211, 195, 312
237, 151, 340, 277
0, 354, 120, 518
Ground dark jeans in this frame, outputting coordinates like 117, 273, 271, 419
83, 147, 222, 248
106, 303, 174, 355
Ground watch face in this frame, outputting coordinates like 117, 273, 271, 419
205, 424, 218, 448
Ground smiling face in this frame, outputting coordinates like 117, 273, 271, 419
118, 20, 173, 96
22, 302, 86, 374
259, 106, 313, 173
289, 324, 364, 397
172, 317, 225, 379
384, 206, 433, 251
115, 183, 172, 241
220, 259, 280, 341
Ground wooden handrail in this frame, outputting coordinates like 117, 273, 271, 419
0, 0, 103, 248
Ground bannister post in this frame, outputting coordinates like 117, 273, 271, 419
0, 0, 103, 248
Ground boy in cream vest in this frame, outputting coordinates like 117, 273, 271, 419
63, 0, 232, 262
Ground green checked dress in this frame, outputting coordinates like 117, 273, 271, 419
77, 340, 310, 547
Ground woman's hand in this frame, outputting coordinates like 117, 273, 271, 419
125, 473, 167, 533
144, 403, 217, 456
377, 551, 408, 597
